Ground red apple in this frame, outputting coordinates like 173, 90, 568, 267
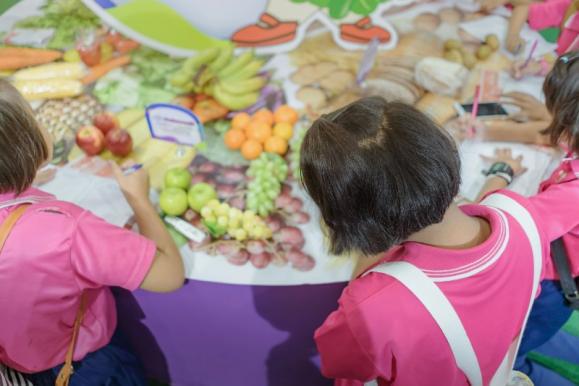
76, 125, 105, 156
105, 129, 133, 157
93, 112, 119, 135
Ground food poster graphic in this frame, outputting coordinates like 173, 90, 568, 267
81, 0, 415, 56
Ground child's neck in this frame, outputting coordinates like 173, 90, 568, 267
407, 203, 490, 250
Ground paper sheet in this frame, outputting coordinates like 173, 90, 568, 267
459, 141, 559, 202
40, 166, 133, 227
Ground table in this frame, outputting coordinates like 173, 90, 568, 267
115, 280, 346, 386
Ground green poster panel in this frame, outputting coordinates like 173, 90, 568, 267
0, 0, 21, 16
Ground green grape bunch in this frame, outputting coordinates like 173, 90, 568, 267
246, 153, 289, 217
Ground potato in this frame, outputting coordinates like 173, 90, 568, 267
485, 34, 500, 51
413, 13, 441, 32
476, 44, 493, 60
462, 52, 477, 69
444, 39, 463, 51
444, 49, 464, 64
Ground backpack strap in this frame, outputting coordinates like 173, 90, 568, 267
0, 205, 30, 252
481, 193, 542, 386
363, 193, 541, 386
366, 261, 483, 386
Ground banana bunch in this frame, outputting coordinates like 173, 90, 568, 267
170, 46, 267, 111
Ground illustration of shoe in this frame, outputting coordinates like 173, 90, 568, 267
340, 17, 391, 43
232, 13, 298, 47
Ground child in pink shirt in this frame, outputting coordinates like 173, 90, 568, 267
0, 80, 185, 384
480, 0, 578, 55
300, 96, 579, 385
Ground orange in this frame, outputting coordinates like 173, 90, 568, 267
241, 139, 263, 160
231, 112, 251, 131
246, 121, 272, 143
251, 108, 274, 126
264, 136, 288, 155
224, 129, 246, 150
272, 122, 293, 140
274, 105, 299, 125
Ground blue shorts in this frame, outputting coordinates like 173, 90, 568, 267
24, 330, 147, 386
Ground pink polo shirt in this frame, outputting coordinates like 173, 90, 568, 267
315, 184, 579, 386
0, 188, 156, 373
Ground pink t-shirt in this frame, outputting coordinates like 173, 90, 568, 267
539, 158, 579, 277
0, 188, 156, 373
315, 185, 579, 386
527, 0, 578, 54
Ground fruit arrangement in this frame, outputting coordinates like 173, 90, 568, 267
200, 199, 272, 241
75, 112, 133, 157
288, 125, 308, 180
161, 156, 315, 271
170, 46, 267, 111
224, 105, 299, 160
35, 94, 104, 163
246, 153, 288, 216
443, 34, 500, 70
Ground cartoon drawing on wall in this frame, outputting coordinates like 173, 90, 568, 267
81, 0, 415, 56
232, 0, 414, 52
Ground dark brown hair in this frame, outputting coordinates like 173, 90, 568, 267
0, 80, 49, 194
542, 51, 579, 153
300, 97, 461, 256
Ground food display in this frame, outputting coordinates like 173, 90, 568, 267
0, 0, 547, 284
156, 154, 315, 272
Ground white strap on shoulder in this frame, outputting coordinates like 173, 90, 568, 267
481, 193, 542, 386
364, 193, 542, 386
367, 261, 484, 386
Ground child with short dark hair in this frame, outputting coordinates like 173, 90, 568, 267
0, 80, 185, 384
302, 96, 579, 386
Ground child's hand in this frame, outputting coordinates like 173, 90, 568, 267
446, 115, 486, 142
481, 148, 527, 176
506, 34, 525, 54
511, 59, 543, 79
111, 161, 150, 205
501, 92, 551, 122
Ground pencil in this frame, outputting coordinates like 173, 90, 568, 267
521, 39, 538, 69
470, 85, 481, 136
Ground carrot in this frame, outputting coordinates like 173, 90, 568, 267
193, 98, 229, 123
0, 50, 64, 71
0, 47, 62, 59
81, 55, 131, 85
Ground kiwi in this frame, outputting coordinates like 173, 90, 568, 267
444, 49, 464, 64
444, 39, 462, 51
476, 45, 493, 60
485, 34, 500, 51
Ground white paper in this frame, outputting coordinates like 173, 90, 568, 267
459, 141, 559, 202
40, 166, 133, 227
459, 15, 557, 59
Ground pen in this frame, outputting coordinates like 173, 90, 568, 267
122, 164, 143, 176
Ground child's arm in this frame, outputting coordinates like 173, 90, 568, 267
479, 120, 550, 144
479, 0, 510, 12
112, 163, 185, 293
506, 3, 530, 54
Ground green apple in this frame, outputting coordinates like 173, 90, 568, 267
165, 167, 192, 190
188, 183, 217, 212
160, 187, 188, 216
